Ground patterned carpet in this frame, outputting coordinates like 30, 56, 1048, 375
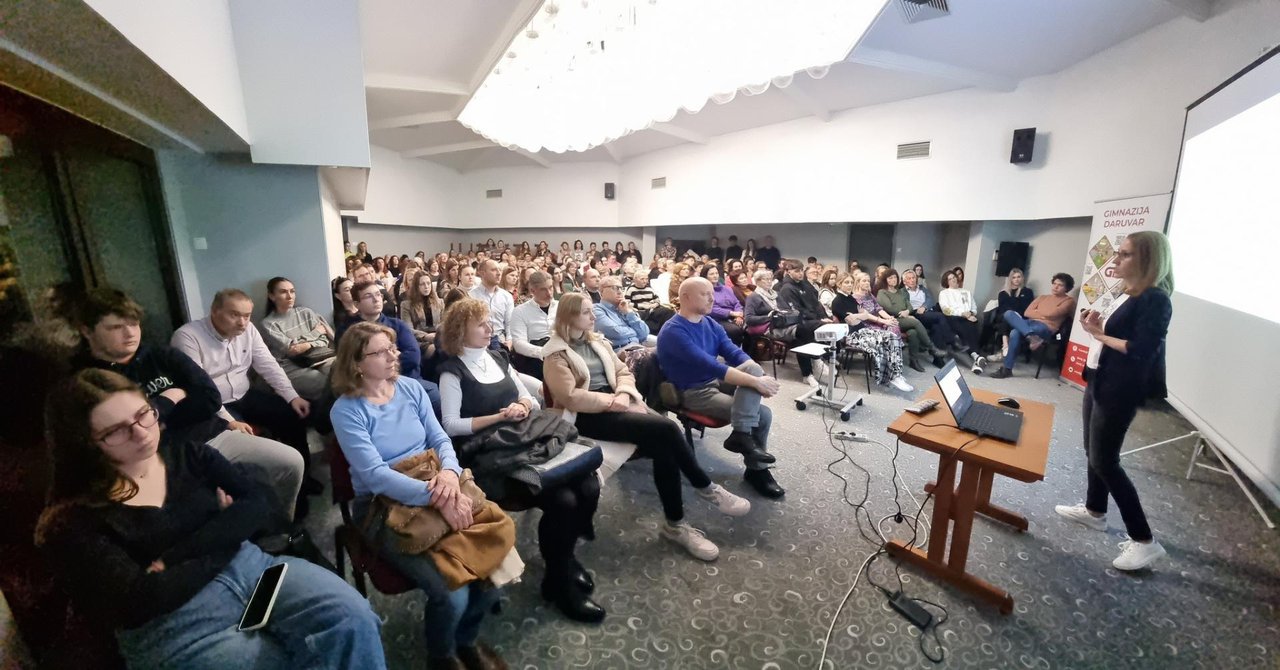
306, 359, 1280, 669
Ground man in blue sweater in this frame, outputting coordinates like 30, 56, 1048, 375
657, 277, 785, 498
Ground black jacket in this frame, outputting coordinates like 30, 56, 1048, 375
777, 276, 826, 322
1090, 287, 1171, 408
71, 344, 227, 443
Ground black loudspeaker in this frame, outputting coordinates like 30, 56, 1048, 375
1010, 127, 1036, 164
996, 241, 1030, 277
604, 182, 615, 200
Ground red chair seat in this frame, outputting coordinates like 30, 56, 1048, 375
680, 411, 729, 429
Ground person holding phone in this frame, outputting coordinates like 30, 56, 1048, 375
1055, 232, 1174, 571
35, 369, 384, 670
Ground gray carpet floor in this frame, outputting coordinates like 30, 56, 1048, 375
306, 356, 1280, 669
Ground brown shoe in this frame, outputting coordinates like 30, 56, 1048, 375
458, 642, 509, 670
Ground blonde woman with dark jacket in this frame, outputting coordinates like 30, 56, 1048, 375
542, 293, 750, 562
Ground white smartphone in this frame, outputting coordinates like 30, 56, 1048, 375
238, 563, 288, 632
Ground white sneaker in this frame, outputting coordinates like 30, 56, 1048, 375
1054, 503, 1107, 531
971, 356, 985, 375
888, 375, 914, 392
661, 522, 719, 561
802, 375, 819, 388
1112, 539, 1166, 571
812, 359, 829, 383
698, 483, 751, 517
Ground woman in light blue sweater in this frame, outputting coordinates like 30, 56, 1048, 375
330, 321, 504, 670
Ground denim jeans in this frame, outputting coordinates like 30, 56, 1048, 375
116, 542, 385, 670
353, 498, 501, 660
1003, 311, 1054, 369
680, 360, 773, 466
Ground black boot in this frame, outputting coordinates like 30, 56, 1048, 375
724, 431, 775, 464
908, 357, 926, 373
542, 571, 606, 623
569, 558, 595, 594
743, 468, 785, 499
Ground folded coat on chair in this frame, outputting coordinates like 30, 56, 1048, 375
370, 450, 519, 589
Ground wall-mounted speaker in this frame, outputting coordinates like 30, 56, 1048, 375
1010, 127, 1036, 164
996, 241, 1030, 276
604, 182, 615, 200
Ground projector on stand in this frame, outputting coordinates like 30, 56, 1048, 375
814, 323, 848, 343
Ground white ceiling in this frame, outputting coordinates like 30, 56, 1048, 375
359, 0, 1206, 172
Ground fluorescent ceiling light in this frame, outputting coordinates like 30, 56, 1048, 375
459, 0, 888, 154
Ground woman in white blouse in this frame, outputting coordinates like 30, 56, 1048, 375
937, 269, 987, 374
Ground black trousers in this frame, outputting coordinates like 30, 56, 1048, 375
1082, 391, 1152, 541
642, 306, 676, 333
505, 473, 600, 579
716, 320, 745, 346
510, 352, 545, 381
793, 320, 825, 377
915, 310, 955, 351
944, 315, 981, 354
573, 410, 712, 522
226, 388, 310, 474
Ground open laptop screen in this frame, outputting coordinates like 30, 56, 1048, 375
935, 359, 973, 422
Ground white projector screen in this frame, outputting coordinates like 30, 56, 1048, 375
1166, 46, 1280, 508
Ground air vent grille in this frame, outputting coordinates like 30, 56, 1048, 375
896, 141, 931, 160
897, 0, 949, 23
651, 177, 666, 189
485, 189, 503, 199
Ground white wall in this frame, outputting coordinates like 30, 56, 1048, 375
937, 223, 970, 281
157, 152, 331, 320
319, 173, 346, 281
455, 162, 620, 230
84, 0, 250, 141
618, 0, 1280, 226
892, 222, 944, 276
227, 0, 370, 168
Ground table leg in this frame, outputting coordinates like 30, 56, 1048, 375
925, 453, 957, 563
947, 462, 981, 573
884, 540, 1015, 614
924, 470, 1030, 532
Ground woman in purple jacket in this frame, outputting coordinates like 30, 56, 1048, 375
701, 266, 745, 345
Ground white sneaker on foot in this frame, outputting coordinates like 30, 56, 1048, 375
888, 375, 914, 392
698, 483, 751, 517
1112, 539, 1166, 571
802, 375, 819, 388
1054, 503, 1107, 531
661, 522, 719, 561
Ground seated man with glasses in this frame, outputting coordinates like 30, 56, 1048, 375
335, 280, 441, 416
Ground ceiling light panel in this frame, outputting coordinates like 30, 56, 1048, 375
459, 0, 887, 153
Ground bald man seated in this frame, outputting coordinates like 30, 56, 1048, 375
656, 277, 784, 498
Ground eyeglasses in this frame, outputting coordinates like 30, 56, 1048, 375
362, 346, 399, 359
96, 405, 159, 446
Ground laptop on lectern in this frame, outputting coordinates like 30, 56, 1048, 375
934, 359, 1023, 443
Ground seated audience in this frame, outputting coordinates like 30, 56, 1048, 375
593, 275, 653, 350
543, 294, 750, 561
260, 277, 337, 404
457, 264, 477, 292
36, 369, 383, 670
337, 280, 442, 412
437, 299, 605, 623
817, 269, 838, 316
329, 322, 507, 669
667, 262, 692, 306
702, 266, 746, 345
744, 267, 819, 385
582, 268, 603, 304
398, 267, 442, 337
171, 290, 318, 507
830, 272, 914, 392
332, 276, 360, 332
990, 272, 1077, 378
657, 237, 678, 261
551, 267, 569, 300
901, 268, 955, 351
937, 269, 987, 374
875, 269, 948, 371
991, 268, 1034, 358
72, 288, 307, 519
625, 269, 676, 333
353, 263, 396, 318
509, 270, 558, 380
775, 259, 836, 386
657, 278, 784, 499
355, 241, 374, 265
470, 260, 514, 350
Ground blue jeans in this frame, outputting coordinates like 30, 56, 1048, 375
353, 499, 501, 660
116, 542, 384, 670
1003, 311, 1054, 369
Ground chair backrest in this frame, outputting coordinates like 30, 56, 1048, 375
326, 436, 356, 505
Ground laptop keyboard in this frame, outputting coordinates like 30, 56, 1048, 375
964, 404, 1012, 436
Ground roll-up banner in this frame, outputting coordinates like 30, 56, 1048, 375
1060, 193, 1171, 388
